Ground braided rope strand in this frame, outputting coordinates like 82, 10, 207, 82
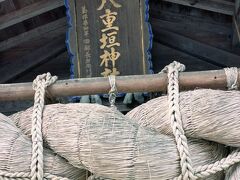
162, 61, 196, 180
194, 144, 240, 177
31, 73, 57, 180
0, 171, 69, 180
0, 171, 30, 179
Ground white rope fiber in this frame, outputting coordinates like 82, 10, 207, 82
108, 75, 117, 108
224, 67, 239, 90
161, 61, 196, 180
31, 73, 57, 180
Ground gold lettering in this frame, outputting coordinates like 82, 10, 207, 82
100, 32, 120, 49
100, 9, 119, 32
100, 47, 120, 67
101, 67, 120, 77
97, 0, 122, 11
100, 9, 117, 28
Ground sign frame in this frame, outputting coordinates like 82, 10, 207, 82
64, 0, 154, 79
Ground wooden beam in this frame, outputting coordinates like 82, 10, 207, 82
152, 27, 240, 67
161, 0, 234, 15
0, 18, 66, 52
150, 17, 232, 51
0, 37, 66, 83
150, 13, 232, 36
152, 42, 221, 71
0, 68, 239, 101
233, 0, 240, 47
0, 0, 64, 30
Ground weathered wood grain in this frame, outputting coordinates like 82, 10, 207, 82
66, 0, 151, 78
0, 68, 238, 101
0, 37, 66, 83
12, 52, 69, 83
233, 0, 240, 46
151, 17, 233, 52
0, 0, 64, 30
0, 17, 66, 52
153, 27, 240, 67
161, 0, 234, 15
152, 42, 220, 72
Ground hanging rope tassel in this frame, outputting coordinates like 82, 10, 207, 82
162, 61, 197, 180
31, 73, 57, 180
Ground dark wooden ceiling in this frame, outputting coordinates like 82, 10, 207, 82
0, 0, 239, 84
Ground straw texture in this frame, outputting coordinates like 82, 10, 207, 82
0, 113, 86, 180
11, 103, 227, 179
127, 89, 240, 147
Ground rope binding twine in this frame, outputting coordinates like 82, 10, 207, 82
108, 75, 117, 108
224, 67, 239, 90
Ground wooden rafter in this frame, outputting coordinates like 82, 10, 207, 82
153, 27, 240, 67
161, 0, 235, 15
0, 17, 66, 52
233, 0, 240, 46
0, 37, 66, 83
0, 0, 64, 30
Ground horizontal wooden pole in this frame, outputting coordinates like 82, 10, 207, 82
0, 68, 239, 101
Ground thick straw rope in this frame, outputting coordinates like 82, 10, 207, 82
3, 65, 240, 180
161, 62, 196, 180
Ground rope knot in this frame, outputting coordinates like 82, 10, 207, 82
33, 73, 58, 91
161, 61, 186, 74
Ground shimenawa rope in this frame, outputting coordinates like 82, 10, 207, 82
2, 64, 240, 180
